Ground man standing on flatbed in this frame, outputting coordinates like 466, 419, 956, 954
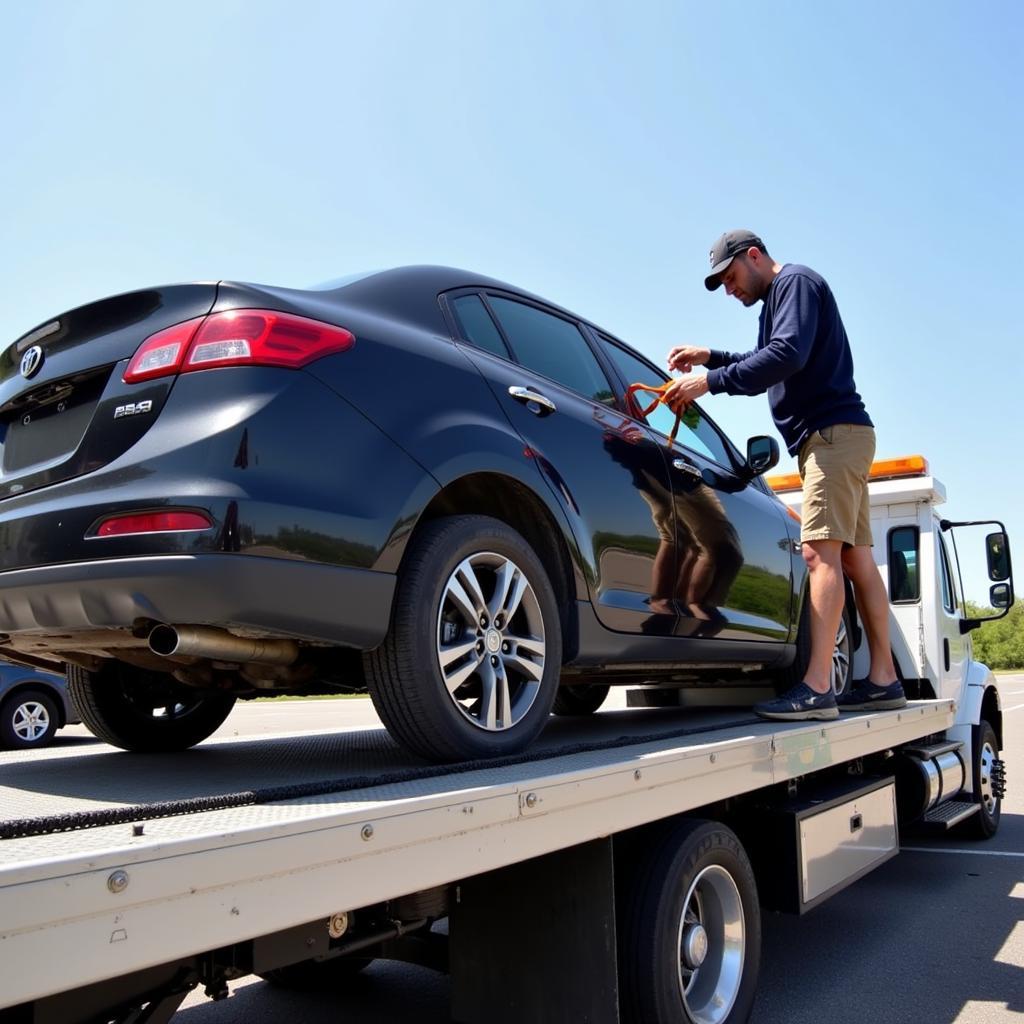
664, 229, 907, 721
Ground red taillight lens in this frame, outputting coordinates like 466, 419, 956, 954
93, 511, 213, 537
124, 309, 354, 383
123, 317, 205, 383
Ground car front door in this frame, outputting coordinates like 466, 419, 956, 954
443, 290, 678, 636
593, 334, 795, 642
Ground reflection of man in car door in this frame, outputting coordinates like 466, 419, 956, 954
664, 229, 906, 721
602, 413, 742, 633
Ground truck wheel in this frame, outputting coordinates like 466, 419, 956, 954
960, 719, 1002, 840
620, 820, 760, 1024
67, 663, 236, 752
0, 689, 59, 749
552, 684, 609, 716
365, 515, 561, 763
778, 597, 853, 698
258, 956, 372, 990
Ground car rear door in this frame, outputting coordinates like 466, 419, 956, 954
593, 334, 795, 642
443, 290, 678, 636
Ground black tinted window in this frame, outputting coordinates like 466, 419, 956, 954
487, 297, 614, 405
599, 337, 733, 466
888, 526, 920, 602
451, 295, 511, 359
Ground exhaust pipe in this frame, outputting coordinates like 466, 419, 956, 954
149, 625, 299, 666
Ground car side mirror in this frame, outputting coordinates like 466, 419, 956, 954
990, 582, 1012, 609
986, 531, 1011, 581
746, 436, 779, 477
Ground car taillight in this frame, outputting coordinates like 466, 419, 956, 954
124, 310, 355, 383
123, 317, 206, 383
93, 511, 213, 537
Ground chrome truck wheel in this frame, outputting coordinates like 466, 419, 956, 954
619, 819, 761, 1024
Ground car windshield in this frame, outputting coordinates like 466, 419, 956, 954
306, 270, 382, 291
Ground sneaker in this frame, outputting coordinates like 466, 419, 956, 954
754, 682, 839, 721
837, 679, 907, 711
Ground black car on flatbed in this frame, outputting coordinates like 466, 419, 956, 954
0, 267, 825, 762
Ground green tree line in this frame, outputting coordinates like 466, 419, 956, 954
965, 599, 1024, 670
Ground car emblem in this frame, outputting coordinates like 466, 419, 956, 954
20, 346, 44, 380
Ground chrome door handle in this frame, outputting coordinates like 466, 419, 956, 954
673, 459, 703, 479
508, 386, 557, 414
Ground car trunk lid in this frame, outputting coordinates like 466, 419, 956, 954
0, 284, 218, 499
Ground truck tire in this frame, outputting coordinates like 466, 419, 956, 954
67, 663, 236, 752
777, 594, 853, 698
552, 683, 609, 716
366, 515, 561, 763
960, 719, 1002, 840
258, 955, 373, 990
0, 688, 60, 749
619, 819, 761, 1024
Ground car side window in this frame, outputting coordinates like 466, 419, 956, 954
486, 296, 615, 405
450, 294, 512, 360
598, 336, 733, 467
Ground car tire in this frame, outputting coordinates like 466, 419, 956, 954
67, 662, 236, 752
258, 956, 373, 990
365, 514, 562, 763
777, 592, 854, 698
619, 819, 761, 1024
552, 683, 610, 716
0, 688, 60, 749
959, 719, 1002, 840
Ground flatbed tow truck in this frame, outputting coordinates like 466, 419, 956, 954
0, 457, 1012, 1024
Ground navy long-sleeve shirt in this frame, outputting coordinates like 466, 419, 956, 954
704, 264, 872, 456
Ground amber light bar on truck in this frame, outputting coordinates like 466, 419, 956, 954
766, 454, 930, 494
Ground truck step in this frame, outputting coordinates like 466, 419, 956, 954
920, 799, 980, 830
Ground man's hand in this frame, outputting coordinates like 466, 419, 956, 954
666, 345, 711, 373
663, 374, 709, 413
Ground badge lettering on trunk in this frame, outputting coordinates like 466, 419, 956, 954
114, 400, 153, 419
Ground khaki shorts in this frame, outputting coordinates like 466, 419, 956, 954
798, 424, 876, 547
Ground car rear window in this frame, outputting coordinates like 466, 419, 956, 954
451, 295, 512, 359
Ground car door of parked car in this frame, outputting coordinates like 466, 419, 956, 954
593, 334, 795, 642
443, 290, 679, 636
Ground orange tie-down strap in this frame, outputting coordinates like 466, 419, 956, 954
626, 381, 699, 447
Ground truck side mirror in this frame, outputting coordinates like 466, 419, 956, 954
746, 436, 779, 477
986, 532, 1011, 581
990, 583, 1012, 609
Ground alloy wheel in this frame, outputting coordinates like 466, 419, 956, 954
12, 699, 51, 744
435, 551, 546, 731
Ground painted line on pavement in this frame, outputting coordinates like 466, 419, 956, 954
901, 846, 1024, 858
1002, 702, 1024, 713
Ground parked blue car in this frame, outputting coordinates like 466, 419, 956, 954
0, 666, 79, 749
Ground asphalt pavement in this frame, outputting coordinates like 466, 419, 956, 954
31, 677, 1024, 1022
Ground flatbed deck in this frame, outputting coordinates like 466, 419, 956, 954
0, 699, 954, 1010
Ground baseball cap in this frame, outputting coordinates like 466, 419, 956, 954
705, 229, 765, 291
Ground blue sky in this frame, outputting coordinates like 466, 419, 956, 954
3, 0, 1022, 603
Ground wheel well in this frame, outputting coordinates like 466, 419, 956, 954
0, 681, 67, 728
413, 474, 580, 661
982, 685, 1003, 749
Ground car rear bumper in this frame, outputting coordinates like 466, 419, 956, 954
0, 554, 396, 650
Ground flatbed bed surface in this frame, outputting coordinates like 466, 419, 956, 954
0, 699, 954, 1008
